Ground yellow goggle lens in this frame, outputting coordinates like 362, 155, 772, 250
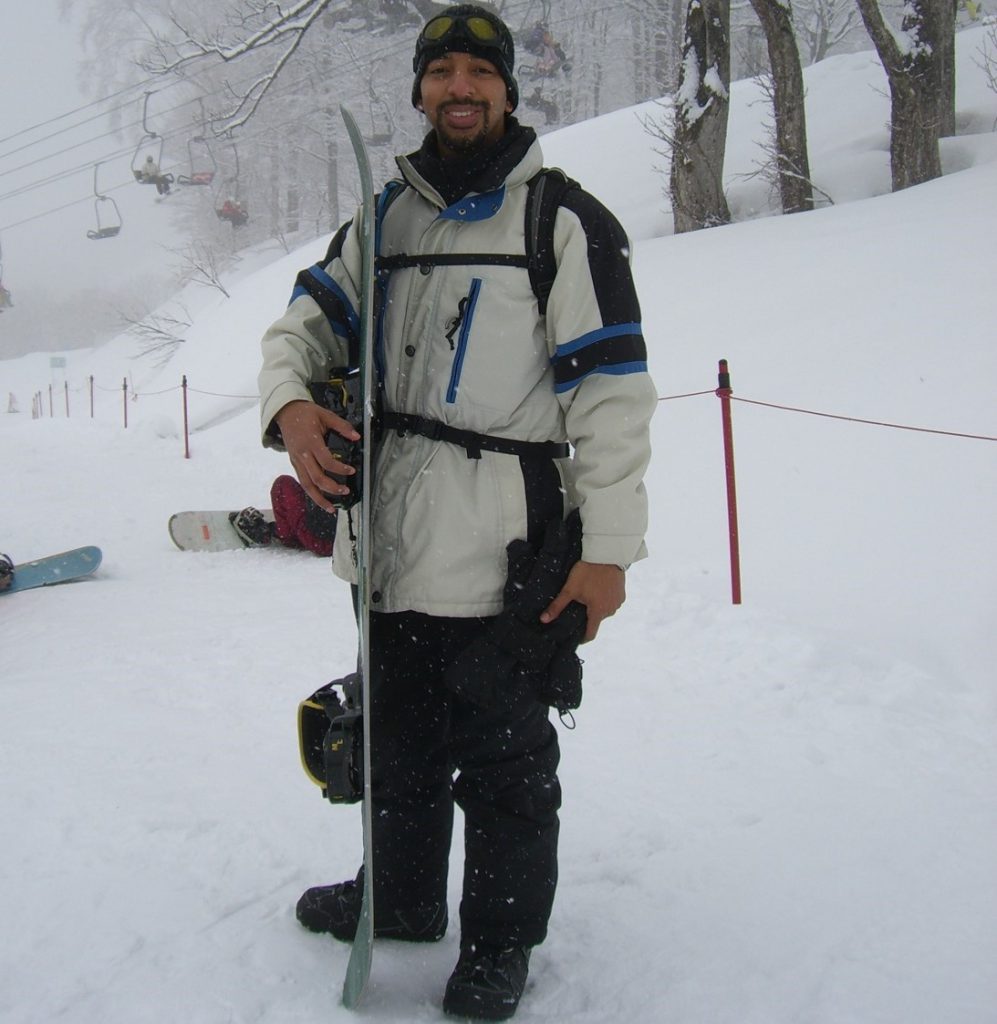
422, 15, 499, 44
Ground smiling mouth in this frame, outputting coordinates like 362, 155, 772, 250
442, 104, 485, 128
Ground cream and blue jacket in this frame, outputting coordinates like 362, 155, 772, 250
259, 135, 656, 617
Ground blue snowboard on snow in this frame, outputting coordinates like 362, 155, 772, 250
2, 547, 102, 595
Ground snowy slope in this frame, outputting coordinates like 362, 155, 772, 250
1, 28, 995, 1024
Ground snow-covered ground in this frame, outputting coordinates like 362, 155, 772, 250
1, 28, 996, 1024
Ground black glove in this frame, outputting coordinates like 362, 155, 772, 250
445, 510, 586, 714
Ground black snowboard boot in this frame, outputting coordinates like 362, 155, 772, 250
230, 507, 273, 546
442, 942, 531, 1021
295, 871, 447, 943
0, 553, 13, 591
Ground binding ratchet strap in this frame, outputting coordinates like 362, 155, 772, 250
381, 410, 569, 461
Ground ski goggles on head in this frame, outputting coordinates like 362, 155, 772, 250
414, 13, 511, 70
421, 13, 500, 45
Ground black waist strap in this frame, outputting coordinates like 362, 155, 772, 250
381, 411, 569, 461
377, 253, 528, 273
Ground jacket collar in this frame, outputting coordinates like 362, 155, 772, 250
396, 119, 543, 211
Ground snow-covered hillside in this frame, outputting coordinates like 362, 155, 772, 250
1, 27, 995, 1024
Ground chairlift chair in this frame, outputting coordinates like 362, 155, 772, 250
0, 248, 11, 310
87, 164, 122, 240
131, 132, 163, 181
177, 135, 217, 187
131, 92, 174, 189
213, 139, 248, 226
0, 235, 9, 309
88, 197, 123, 240
368, 94, 394, 146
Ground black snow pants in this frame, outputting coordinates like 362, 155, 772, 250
367, 608, 561, 949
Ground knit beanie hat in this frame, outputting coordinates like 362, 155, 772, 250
411, 4, 519, 112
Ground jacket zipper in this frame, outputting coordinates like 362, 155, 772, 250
445, 278, 482, 404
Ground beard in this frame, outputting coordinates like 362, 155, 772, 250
432, 100, 498, 157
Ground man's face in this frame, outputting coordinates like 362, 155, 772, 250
418, 51, 511, 158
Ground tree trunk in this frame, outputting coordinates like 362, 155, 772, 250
856, 0, 943, 190
937, 0, 957, 137
748, 0, 814, 213
655, 0, 684, 94
670, 0, 732, 233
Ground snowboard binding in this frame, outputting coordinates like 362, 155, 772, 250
298, 673, 364, 803
309, 373, 364, 510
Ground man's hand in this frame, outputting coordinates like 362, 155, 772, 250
274, 400, 360, 512
540, 561, 625, 643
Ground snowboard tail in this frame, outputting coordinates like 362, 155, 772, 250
168, 510, 275, 552
3, 547, 102, 594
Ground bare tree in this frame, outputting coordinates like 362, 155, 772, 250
793, 0, 864, 64
172, 240, 235, 297
625, 0, 686, 96
747, 0, 813, 213
855, 0, 951, 191
979, 16, 997, 119
119, 304, 193, 366
668, 0, 733, 232
743, 72, 834, 207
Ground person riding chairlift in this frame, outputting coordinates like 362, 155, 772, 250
217, 196, 249, 227
140, 155, 171, 195
523, 21, 569, 76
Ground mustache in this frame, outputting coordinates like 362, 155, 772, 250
438, 100, 488, 112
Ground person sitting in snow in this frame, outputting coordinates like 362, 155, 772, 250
230, 475, 336, 554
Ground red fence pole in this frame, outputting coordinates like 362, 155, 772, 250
64, 382, 70, 417
716, 359, 742, 605
182, 375, 191, 459
89, 376, 94, 419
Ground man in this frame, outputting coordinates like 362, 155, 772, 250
258, 4, 655, 1019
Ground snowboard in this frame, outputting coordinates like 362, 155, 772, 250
168, 510, 276, 552
1, 546, 102, 594
340, 104, 377, 1010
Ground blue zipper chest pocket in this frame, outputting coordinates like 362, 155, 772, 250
445, 278, 482, 404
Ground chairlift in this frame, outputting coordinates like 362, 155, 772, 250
177, 136, 217, 186
368, 91, 394, 146
0, 234, 11, 310
516, 1, 570, 79
131, 92, 174, 191
177, 103, 218, 186
87, 163, 122, 240
214, 138, 249, 227
216, 195, 249, 228
518, 0, 552, 49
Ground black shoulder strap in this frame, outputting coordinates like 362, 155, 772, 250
321, 179, 408, 266
365, 169, 579, 315
525, 168, 580, 317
